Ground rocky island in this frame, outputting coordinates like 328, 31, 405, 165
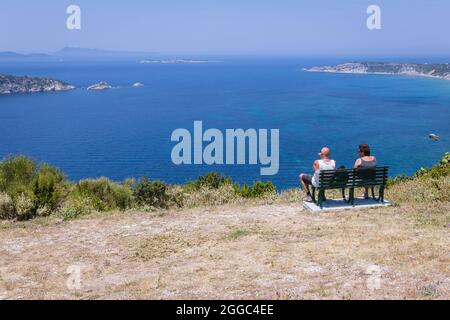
0, 74, 74, 95
304, 62, 450, 81
87, 82, 112, 91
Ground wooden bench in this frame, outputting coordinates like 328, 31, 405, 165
311, 166, 389, 209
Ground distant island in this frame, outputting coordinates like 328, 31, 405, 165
139, 59, 220, 64
0, 47, 157, 61
0, 75, 75, 95
0, 48, 221, 65
304, 62, 450, 81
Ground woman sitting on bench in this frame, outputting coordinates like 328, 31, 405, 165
354, 144, 377, 199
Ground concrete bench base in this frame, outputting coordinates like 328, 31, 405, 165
303, 197, 391, 212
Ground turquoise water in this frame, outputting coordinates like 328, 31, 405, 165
0, 59, 449, 189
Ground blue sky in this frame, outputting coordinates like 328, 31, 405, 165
0, 0, 449, 56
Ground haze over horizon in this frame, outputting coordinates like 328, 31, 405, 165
1, 0, 449, 57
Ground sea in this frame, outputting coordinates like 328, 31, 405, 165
1, 58, 449, 189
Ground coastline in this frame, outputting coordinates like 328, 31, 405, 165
303, 62, 450, 81
304, 68, 450, 81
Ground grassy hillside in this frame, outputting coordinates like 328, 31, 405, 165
0, 153, 449, 221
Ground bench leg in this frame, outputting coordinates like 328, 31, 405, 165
350, 188, 355, 206
342, 188, 346, 201
312, 187, 316, 204
372, 186, 383, 202
318, 189, 324, 209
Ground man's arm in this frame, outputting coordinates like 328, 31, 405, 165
313, 160, 319, 171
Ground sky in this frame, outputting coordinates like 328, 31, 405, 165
0, 0, 449, 57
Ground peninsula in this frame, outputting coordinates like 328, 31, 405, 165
304, 62, 450, 81
0, 74, 75, 95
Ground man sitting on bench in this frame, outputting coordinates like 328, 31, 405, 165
299, 147, 336, 202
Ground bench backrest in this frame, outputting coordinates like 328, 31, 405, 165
318, 166, 389, 188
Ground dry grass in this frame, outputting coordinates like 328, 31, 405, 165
387, 175, 450, 204
0, 173, 448, 300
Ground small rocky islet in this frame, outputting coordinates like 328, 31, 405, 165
86, 81, 112, 91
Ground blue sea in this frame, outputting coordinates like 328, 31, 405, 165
1, 58, 449, 189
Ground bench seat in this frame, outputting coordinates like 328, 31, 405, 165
311, 166, 389, 209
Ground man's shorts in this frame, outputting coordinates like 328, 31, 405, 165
300, 173, 313, 185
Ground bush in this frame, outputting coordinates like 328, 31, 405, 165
250, 181, 276, 197
166, 185, 186, 208
59, 197, 93, 220
0, 156, 69, 219
13, 192, 35, 220
32, 164, 68, 215
236, 181, 276, 198
123, 178, 136, 189
386, 153, 450, 204
387, 153, 450, 188
72, 178, 132, 211
414, 153, 450, 179
186, 172, 232, 191
0, 155, 36, 197
133, 178, 169, 208
0, 192, 15, 219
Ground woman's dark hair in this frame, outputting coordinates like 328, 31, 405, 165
359, 144, 371, 156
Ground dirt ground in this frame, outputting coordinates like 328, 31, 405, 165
0, 202, 449, 300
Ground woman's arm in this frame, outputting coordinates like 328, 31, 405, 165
354, 158, 361, 169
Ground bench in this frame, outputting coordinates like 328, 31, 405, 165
311, 166, 389, 209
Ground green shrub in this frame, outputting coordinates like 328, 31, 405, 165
414, 152, 450, 179
386, 153, 450, 204
123, 178, 136, 189
238, 184, 252, 198
32, 164, 68, 215
386, 153, 450, 188
0, 156, 70, 219
186, 172, 232, 191
0, 155, 36, 197
236, 181, 276, 198
59, 197, 93, 220
73, 178, 132, 211
250, 181, 276, 197
133, 178, 169, 208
